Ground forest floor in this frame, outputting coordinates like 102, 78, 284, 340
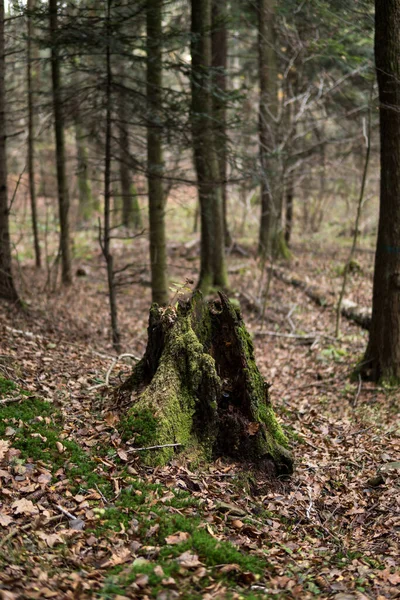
0, 224, 399, 599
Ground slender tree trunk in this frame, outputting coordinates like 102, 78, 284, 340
49, 0, 72, 285
27, 0, 41, 268
103, 0, 120, 353
0, 0, 18, 302
118, 81, 142, 230
284, 174, 293, 245
75, 121, 94, 221
191, 0, 227, 294
146, 0, 168, 305
362, 0, 400, 382
257, 0, 280, 258
212, 0, 231, 247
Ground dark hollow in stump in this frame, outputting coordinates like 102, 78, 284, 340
117, 292, 293, 475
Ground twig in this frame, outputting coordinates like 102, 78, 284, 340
89, 353, 140, 390
8, 166, 25, 214
0, 514, 63, 548
55, 504, 76, 520
0, 396, 24, 405
94, 483, 108, 505
306, 488, 313, 520
352, 374, 362, 408
254, 330, 336, 341
286, 305, 297, 333
127, 443, 183, 453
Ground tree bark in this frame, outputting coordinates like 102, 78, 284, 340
146, 0, 168, 306
0, 0, 18, 302
257, 0, 281, 258
118, 80, 142, 230
191, 0, 228, 294
212, 0, 231, 247
362, 0, 400, 381
102, 0, 121, 353
284, 173, 294, 245
27, 0, 41, 268
118, 292, 293, 475
49, 0, 72, 285
75, 121, 95, 221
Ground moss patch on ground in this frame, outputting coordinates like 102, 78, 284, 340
0, 375, 273, 599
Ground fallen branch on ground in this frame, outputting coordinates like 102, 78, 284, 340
127, 443, 183, 453
89, 353, 140, 390
271, 267, 371, 330
254, 330, 336, 342
0, 395, 25, 405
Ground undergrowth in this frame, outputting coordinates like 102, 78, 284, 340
0, 375, 272, 598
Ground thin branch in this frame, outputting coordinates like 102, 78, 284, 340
127, 443, 183, 453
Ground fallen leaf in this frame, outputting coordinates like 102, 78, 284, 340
231, 519, 244, 529
0, 513, 13, 527
135, 574, 149, 588
11, 498, 39, 515
176, 551, 201, 568
220, 563, 241, 573
37, 472, 52, 484
0, 440, 10, 460
161, 577, 176, 586
104, 412, 120, 426
117, 449, 128, 461
165, 531, 190, 545
247, 422, 260, 435
101, 546, 131, 567
56, 442, 65, 453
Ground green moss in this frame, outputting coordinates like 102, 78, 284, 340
120, 293, 292, 472
119, 408, 158, 445
0, 376, 17, 396
101, 508, 266, 599
226, 303, 290, 463
126, 307, 220, 465
0, 393, 111, 495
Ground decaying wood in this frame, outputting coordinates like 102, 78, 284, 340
117, 292, 293, 475
272, 267, 371, 330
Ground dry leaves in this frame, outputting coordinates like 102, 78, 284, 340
165, 531, 191, 545
11, 498, 39, 515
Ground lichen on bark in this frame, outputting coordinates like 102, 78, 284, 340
117, 292, 293, 474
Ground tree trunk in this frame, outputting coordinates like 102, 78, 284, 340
49, 0, 72, 285
102, 0, 120, 353
146, 0, 168, 306
27, 0, 41, 268
118, 81, 142, 229
362, 0, 400, 382
75, 121, 95, 221
257, 0, 282, 258
0, 0, 18, 303
117, 292, 293, 474
284, 173, 294, 245
212, 0, 231, 247
191, 0, 228, 294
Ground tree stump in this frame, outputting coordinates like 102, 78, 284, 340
117, 292, 293, 475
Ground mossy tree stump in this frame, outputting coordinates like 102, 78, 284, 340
118, 292, 293, 475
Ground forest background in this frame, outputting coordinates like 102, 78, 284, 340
0, 0, 399, 599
